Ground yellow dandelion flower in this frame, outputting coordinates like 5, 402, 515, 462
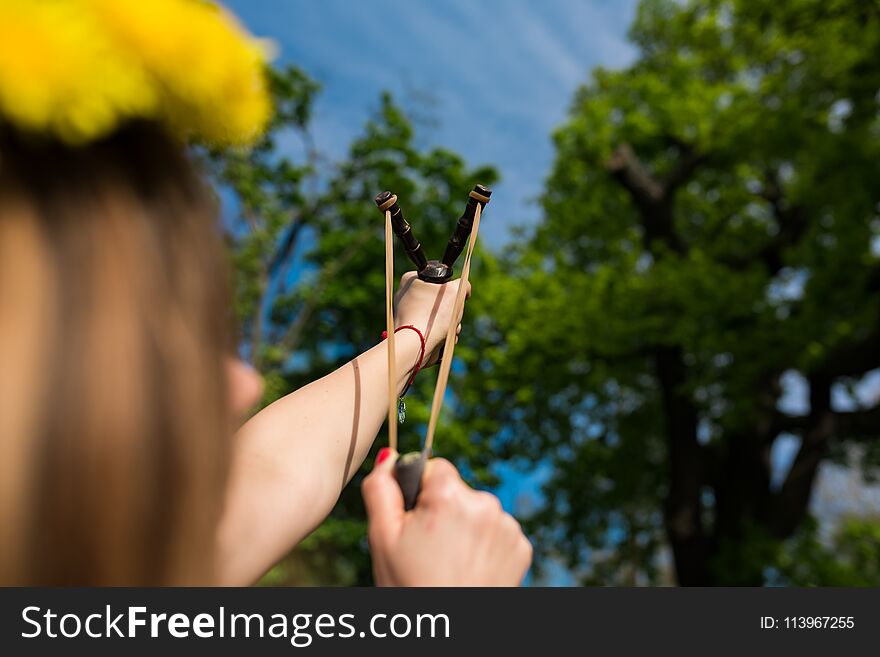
0, 0, 271, 145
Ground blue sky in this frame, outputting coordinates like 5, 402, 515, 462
225, 0, 640, 245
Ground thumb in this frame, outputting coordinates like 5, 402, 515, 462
362, 447, 405, 542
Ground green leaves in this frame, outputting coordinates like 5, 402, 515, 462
773, 516, 880, 586
459, 0, 880, 585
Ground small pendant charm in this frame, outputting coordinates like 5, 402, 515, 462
397, 397, 406, 424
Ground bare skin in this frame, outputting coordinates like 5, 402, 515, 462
217, 272, 530, 586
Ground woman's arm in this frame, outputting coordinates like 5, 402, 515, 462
217, 273, 467, 585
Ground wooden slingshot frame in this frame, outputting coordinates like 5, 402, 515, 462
375, 185, 492, 509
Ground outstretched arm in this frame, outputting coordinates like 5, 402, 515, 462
217, 273, 467, 585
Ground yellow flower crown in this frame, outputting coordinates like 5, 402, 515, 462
0, 0, 272, 146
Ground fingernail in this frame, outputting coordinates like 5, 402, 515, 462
375, 447, 392, 467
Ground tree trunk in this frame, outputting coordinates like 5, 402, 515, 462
710, 428, 773, 585
655, 345, 708, 585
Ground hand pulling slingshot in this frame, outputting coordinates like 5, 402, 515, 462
375, 184, 492, 509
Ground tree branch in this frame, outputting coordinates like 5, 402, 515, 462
606, 143, 690, 255
664, 141, 708, 194
607, 143, 665, 208
268, 217, 307, 279
810, 323, 880, 379
832, 404, 880, 439
767, 374, 834, 538
773, 404, 880, 438
755, 171, 809, 274
277, 231, 372, 357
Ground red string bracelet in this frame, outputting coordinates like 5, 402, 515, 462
381, 324, 426, 388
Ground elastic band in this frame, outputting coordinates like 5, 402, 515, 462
384, 209, 397, 451
423, 201, 482, 453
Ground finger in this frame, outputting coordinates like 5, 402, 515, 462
422, 457, 463, 488
456, 323, 462, 335
416, 459, 472, 512
419, 458, 466, 506
472, 490, 503, 519
362, 448, 404, 543
465, 281, 472, 299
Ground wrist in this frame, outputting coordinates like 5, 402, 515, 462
389, 328, 421, 390
397, 319, 439, 353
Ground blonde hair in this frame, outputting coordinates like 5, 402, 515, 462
0, 122, 233, 584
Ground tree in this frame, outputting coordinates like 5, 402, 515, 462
204, 65, 498, 584
461, 0, 880, 584
773, 516, 880, 586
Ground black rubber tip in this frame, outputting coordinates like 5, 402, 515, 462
473, 183, 492, 198
375, 190, 393, 208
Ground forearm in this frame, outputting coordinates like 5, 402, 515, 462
217, 331, 421, 585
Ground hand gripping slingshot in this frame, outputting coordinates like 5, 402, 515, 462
375, 184, 492, 510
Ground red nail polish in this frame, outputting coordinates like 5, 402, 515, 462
375, 447, 392, 467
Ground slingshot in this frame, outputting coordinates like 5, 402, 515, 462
375, 184, 492, 509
